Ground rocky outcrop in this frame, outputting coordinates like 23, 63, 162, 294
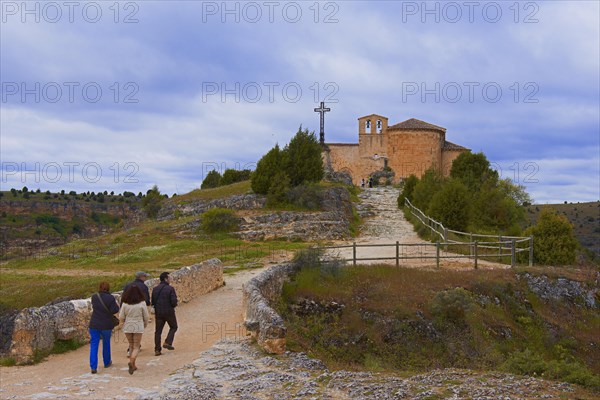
157, 194, 266, 220
236, 187, 354, 241
521, 273, 599, 308
242, 263, 299, 354
3, 258, 224, 364
235, 211, 350, 241
144, 339, 586, 400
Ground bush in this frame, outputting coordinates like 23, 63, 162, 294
201, 170, 222, 189
221, 169, 251, 186
141, 185, 163, 218
430, 287, 474, 325
251, 144, 283, 195
502, 349, 600, 389
266, 171, 290, 207
411, 168, 443, 211
524, 208, 578, 265
286, 183, 322, 210
397, 174, 418, 208
427, 179, 470, 231
283, 127, 324, 187
201, 208, 239, 233
252, 127, 324, 196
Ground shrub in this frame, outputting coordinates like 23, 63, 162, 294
411, 168, 443, 211
427, 179, 470, 231
524, 208, 578, 265
221, 169, 251, 186
266, 171, 291, 207
397, 174, 418, 208
286, 183, 322, 210
430, 287, 474, 325
252, 144, 283, 195
201, 208, 239, 233
141, 185, 163, 218
283, 127, 324, 187
201, 170, 222, 189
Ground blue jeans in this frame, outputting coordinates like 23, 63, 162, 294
89, 328, 113, 370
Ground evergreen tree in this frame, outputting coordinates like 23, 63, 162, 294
524, 208, 578, 266
283, 127, 324, 187
397, 174, 418, 208
266, 171, 291, 207
201, 170, 222, 189
142, 185, 163, 219
251, 144, 283, 195
427, 179, 471, 231
411, 168, 443, 211
450, 152, 498, 191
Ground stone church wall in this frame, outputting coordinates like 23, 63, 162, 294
326, 144, 386, 185
386, 129, 443, 179
442, 149, 463, 176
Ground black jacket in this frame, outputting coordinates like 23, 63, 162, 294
89, 291, 120, 330
151, 282, 178, 316
123, 279, 151, 305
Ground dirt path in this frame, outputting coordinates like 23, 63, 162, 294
0, 267, 268, 399
327, 187, 509, 270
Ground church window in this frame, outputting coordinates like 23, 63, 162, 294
365, 120, 371, 133
376, 119, 382, 133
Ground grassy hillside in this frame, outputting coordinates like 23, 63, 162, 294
526, 202, 600, 259
279, 263, 600, 392
0, 180, 308, 314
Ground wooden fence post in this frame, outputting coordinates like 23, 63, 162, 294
436, 241, 440, 269
498, 235, 502, 259
474, 241, 478, 269
529, 236, 534, 267
396, 241, 400, 267
353, 242, 357, 266
469, 233, 473, 260
511, 239, 516, 267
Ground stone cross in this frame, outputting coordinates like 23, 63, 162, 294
314, 101, 331, 145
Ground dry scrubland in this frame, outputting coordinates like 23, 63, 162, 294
279, 263, 600, 391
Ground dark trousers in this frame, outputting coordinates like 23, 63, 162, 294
155, 313, 178, 351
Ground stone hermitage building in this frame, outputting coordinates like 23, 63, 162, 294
322, 114, 469, 185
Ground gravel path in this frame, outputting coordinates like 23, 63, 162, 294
328, 187, 508, 270
0, 266, 272, 399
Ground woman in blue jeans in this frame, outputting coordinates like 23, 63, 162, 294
88, 281, 120, 374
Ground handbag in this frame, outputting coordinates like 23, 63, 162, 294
96, 292, 120, 327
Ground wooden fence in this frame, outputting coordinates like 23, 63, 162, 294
320, 239, 528, 269
403, 198, 533, 267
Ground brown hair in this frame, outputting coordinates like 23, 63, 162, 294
121, 284, 144, 305
98, 281, 110, 292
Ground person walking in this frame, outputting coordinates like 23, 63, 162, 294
123, 271, 150, 356
119, 285, 149, 375
152, 272, 178, 356
123, 271, 150, 305
89, 282, 119, 374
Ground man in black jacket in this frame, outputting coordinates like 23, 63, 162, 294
152, 272, 178, 356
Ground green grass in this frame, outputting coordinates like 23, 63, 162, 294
174, 180, 252, 203
279, 264, 600, 390
0, 211, 308, 311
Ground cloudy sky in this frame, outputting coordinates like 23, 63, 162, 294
1, 1, 598, 203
